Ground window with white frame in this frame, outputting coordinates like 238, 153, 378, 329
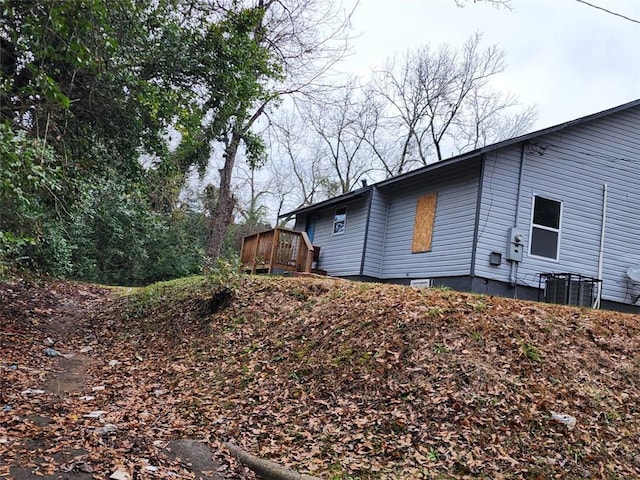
333, 207, 347, 234
530, 195, 562, 260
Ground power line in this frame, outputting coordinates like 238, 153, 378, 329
575, 0, 640, 25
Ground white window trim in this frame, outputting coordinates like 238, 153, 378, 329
528, 194, 562, 262
332, 206, 347, 235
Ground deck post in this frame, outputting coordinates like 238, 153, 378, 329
240, 236, 248, 272
301, 232, 314, 273
269, 228, 280, 273
251, 231, 260, 274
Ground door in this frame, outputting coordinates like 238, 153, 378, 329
305, 215, 316, 243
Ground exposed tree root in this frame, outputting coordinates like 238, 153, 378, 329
224, 442, 322, 480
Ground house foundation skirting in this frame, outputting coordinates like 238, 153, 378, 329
346, 275, 640, 313
382, 275, 540, 300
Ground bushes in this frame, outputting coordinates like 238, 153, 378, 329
66, 173, 207, 286
1, 153, 208, 285
0, 123, 246, 286
0, 123, 62, 276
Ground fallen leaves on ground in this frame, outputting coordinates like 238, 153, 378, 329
2, 275, 640, 479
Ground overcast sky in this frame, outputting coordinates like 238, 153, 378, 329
347, 0, 640, 130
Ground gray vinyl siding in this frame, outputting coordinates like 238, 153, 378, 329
289, 103, 640, 306
361, 188, 389, 278
310, 196, 369, 277
380, 160, 481, 279
601, 186, 640, 304
293, 215, 305, 231
473, 147, 523, 283
475, 105, 640, 304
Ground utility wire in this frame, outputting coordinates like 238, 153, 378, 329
575, 0, 640, 25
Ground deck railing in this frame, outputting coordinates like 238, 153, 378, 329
240, 227, 314, 274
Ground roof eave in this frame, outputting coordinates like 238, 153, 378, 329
377, 97, 640, 189
278, 186, 372, 219
280, 98, 640, 216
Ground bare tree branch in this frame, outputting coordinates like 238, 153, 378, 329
302, 78, 378, 194
369, 33, 535, 169
455, 0, 512, 9
204, 0, 356, 258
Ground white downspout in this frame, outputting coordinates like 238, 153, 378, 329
594, 183, 607, 309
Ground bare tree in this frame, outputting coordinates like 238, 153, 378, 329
455, 0, 511, 7
270, 108, 339, 212
371, 55, 432, 174
452, 86, 537, 152
359, 83, 406, 178
373, 33, 535, 169
234, 163, 272, 226
204, 0, 355, 259
303, 79, 378, 194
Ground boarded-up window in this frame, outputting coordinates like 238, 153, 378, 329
412, 193, 437, 253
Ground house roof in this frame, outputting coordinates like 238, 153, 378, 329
279, 185, 371, 219
281, 98, 640, 217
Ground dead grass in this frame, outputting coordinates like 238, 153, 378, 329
112, 275, 640, 479
2, 275, 640, 479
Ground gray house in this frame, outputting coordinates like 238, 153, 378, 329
281, 99, 640, 311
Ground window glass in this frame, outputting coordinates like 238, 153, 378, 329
333, 207, 346, 234
530, 195, 561, 260
533, 197, 561, 229
530, 227, 559, 258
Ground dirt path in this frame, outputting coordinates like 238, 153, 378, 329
0, 279, 224, 480
0, 280, 108, 479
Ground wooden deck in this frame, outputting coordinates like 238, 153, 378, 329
240, 227, 316, 274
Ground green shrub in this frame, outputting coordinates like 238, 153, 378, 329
0, 123, 61, 276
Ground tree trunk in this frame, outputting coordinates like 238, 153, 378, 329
207, 132, 241, 259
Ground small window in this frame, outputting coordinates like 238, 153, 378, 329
530, 195, 562, 260
333, 207, 346, 234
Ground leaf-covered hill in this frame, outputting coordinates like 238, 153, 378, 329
2, 275, 640, 479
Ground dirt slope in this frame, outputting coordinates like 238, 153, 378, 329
2, 275, 640, 479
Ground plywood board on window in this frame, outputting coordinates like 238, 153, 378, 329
412, 192, 437, 253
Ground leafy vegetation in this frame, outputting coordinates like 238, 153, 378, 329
0, 0, 281, 284
0, 124, 61, 276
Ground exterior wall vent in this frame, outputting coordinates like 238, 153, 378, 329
410, 278, 433, 289
539, 273, 601, 307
